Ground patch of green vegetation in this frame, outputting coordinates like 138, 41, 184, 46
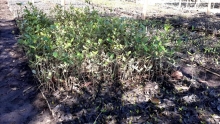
17, 2, 183, 90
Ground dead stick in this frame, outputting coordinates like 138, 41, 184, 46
181, 57, 220, 78
197, 62, 220, 78
40, 89, 55, 118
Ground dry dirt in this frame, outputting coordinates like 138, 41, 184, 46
0, 0, 55, 123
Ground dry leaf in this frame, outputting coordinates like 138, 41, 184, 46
150, 97, 161, 104
84, 82, 92, 87
171, 71, 183, 80
52, 76, 57, 83
196, 78, 207, 84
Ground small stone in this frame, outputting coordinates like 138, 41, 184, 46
212, 114, 220, 119
154, 85, 159, 90
59, 87, 65, 91
64, 113, 73, 121
182, 94, 198, 103
32, 70, 36, 74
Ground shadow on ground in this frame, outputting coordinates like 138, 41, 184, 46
0, 3, 54, 122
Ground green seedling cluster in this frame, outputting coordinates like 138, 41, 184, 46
17, 3, 179, 90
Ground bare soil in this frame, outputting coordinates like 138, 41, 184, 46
0, 0, 54, 123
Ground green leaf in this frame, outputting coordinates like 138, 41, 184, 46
65, 43, 71, 49
53, 52, 58, 58
110, 53, 114, 59
164, 24, 170, 31
16, 3, 22, 5
76, 52, 83, 59
192, 25, 195, 30
35, 55, 41, 59
127, 51, 131, 56
30, 45, 36, 49
143, 46, 148, 52
106, 37, 112, 43
159, 45, 166, 52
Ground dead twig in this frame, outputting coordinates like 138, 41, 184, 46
197, 62, 220, 78
180, 56, 220, 78
93, 111, 102, 124
40, 89, 55, 119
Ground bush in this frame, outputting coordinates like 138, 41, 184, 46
17, 3, 177, 90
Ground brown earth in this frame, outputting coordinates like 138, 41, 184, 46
0, 0, 54, 123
